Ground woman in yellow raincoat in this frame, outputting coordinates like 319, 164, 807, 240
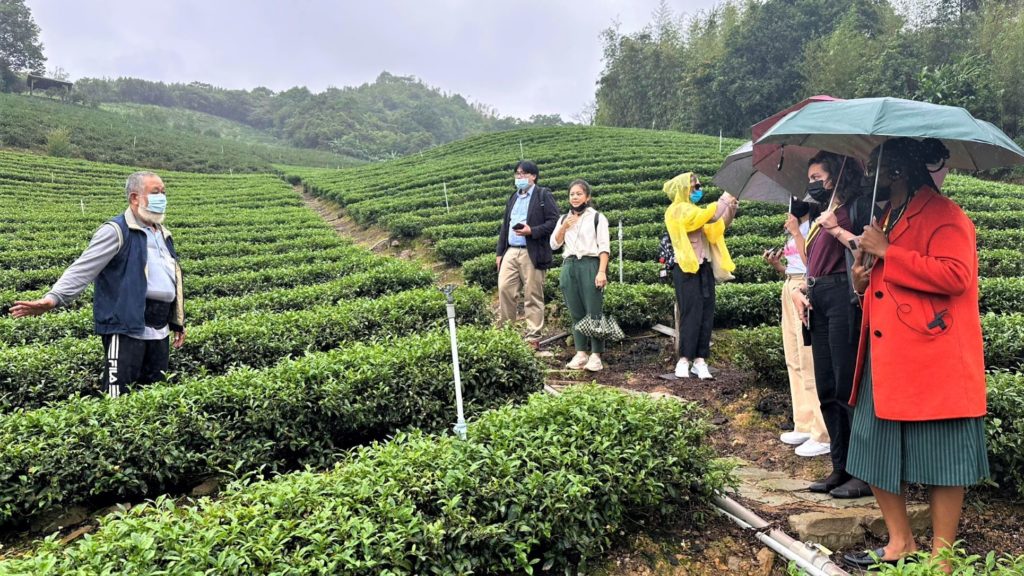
662, 172, 738, 379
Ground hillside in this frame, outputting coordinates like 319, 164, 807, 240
0, 93, 361, 172
73, 73, 564, 161
98, 102, 309, 148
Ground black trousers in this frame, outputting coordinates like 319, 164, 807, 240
672, 262, 715, 360
101, 333, 170, 398
808, 276, 858, 474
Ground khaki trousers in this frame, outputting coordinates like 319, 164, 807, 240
497, 247, 545, 339
782, 275, 829, 443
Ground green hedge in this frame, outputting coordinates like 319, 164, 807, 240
0, 328, 543, 529
601, 283, 675, 329
0, 287, 490, 412
981, 313, 1024, 372
0, 260, 433, 346
715, 326, 788, 388
2, 385, 728, 574
718, 313, 1024, 389
987, 371, 1024, 500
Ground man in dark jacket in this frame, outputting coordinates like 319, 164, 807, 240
496, 160, 560, 344
11, 171, 186, 398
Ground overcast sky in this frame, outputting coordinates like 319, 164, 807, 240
28, 0, 721, 120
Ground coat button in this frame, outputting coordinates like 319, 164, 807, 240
874, 291, 883, 299
873, 330, 882, 338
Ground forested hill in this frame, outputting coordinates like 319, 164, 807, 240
72, 72, 565, 161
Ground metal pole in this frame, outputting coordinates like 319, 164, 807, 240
870, 141, 884, 214
441, 285, 467, 440
80, 199, 85, 214
719, 129, 723, 153
519, 140, 524, 159
713, 493, 850, 576
617, 220, 623, 283
443, 182, 450, 213
863, 141, 886, 269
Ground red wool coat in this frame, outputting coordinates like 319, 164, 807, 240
850, 187, 987, 421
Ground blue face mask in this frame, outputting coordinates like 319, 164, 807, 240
146, 194, 167, 214
689, 189, 704, 203
515, 177, 530, 190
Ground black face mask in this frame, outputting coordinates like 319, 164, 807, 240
570, 202, 588, 215
859, 176, 892, 202
806, 180, 830, 204
790, 200, 810, 219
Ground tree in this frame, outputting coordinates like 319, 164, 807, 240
0, 0, 46, 91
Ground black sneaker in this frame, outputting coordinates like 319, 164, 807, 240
808, 470, 850, 493
830, 477, 873, 498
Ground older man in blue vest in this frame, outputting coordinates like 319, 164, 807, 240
11, 171, 186, 398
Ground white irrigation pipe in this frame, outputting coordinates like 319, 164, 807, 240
443, 182, 450, 213
714, 492, 850, 576
540, 386, 850, 576
441, 285, 467, 440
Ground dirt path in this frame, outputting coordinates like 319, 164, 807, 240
299, 185, 462, 285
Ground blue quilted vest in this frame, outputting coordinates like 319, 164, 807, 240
93, 214, 179, 337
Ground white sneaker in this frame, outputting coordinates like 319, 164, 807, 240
674, 359, 690, 378
584, 354, 603, 372
780, 431, 812, 445
691, 361, 713, 380
795, 439, 831, 457
566, 351, 589, 370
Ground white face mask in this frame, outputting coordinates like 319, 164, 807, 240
515, 177, 530, 190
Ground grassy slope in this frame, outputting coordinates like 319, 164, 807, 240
0, 94, 362, 172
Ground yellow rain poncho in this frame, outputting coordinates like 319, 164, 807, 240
663, 172, 735, 275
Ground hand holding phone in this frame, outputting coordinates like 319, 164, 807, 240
512, 222, 525, 231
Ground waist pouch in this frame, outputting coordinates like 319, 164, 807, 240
144, 299, 172, 328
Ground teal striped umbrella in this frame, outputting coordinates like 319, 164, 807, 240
755, 97, 1024, 171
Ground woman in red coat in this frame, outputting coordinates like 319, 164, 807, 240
843, 138, 989, 571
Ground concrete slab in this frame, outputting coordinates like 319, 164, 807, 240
759, 478, 812, 493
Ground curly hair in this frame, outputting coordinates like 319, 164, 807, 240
875, 137, 950, 194
807, 151, 865, 203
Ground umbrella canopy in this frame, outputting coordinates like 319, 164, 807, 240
755, 97, 1024, 171
751, 95, 841, 166
730, 95, 844, 203
713, 141, 805, 203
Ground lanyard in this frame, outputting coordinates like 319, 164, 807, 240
805, 202, 844, 250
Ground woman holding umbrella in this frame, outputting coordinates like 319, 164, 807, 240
793, 151, 874, 499
842, 138, 989, 569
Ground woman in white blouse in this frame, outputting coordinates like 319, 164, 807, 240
550, 179, 611, 371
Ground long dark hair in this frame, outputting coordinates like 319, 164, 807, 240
877, 137, 950, 194
808, 151, 865, 203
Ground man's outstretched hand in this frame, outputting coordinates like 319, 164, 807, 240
10, 297, 56, 318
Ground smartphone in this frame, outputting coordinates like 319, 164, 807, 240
512, 222, 525, 231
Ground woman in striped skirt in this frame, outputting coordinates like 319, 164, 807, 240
842, 138, 989, 571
